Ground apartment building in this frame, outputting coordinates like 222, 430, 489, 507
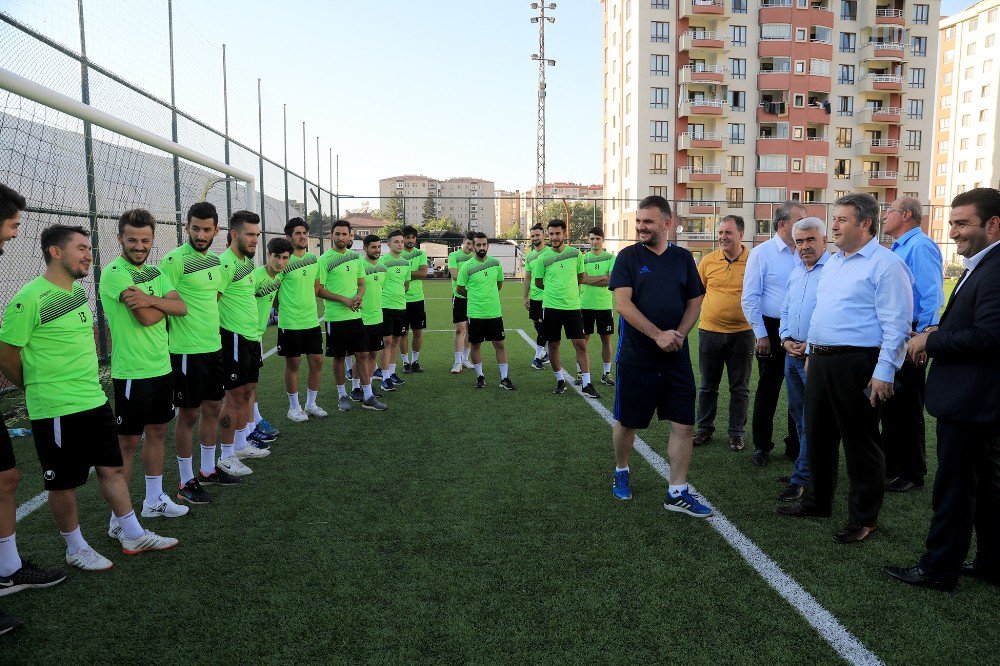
601, 0, 939, 251
931, 0, 1000, 263
521, 182, 605, 227
379, 175, 496, 232
495, 189, 522, 236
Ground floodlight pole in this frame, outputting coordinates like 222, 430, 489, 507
530, 3, 556, 225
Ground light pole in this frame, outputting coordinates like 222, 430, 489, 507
530, 3, 556, 225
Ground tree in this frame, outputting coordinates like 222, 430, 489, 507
307, 210, 330, 237
499, 225, 522, 240
422, 216, 462, 234
536, 200, 603, 242
377, 193, 405, 225
422, 193, 437, 224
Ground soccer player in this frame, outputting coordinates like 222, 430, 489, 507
355, 235, 388, 410
577, 226, 616, 387
318, 220, 367, 413
448, 231, 476, 373
378, 230, 412, 391
534, 219, 600, 398
457, 232, 514, 390
0, 225, 177, 571
400, 225, 428, 373
160, 202, 241, 503
0, 185, 64, 635
523, 223, 551, 370
99, 209, 190, 532
217, 210, 268, 477
278, 217, 327, 421
249, 237, 292, 443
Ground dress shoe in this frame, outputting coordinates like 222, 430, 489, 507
751, 449, 770, 467
783, 447, 799, 461
774, 501, 830, 518
777, 475, 791, 484
833, 524, 876, 544
883, 565, 956, 592
692, 431, 713, 446
777, 483, 805, 502
729, 436, 745, 452
886, 477, 924, 493
961, 562, 1000, 586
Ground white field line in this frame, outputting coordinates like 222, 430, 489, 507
514, 328, 883, 666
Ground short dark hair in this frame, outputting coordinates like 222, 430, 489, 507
464, 230, 476, 241
118, 208, 156, 236
387, 229, 404, 240
332, 219, 352, 232
0, 183, 26, 223
363, 234, 380, 246
530, 223, 544, 232
588, 226, 604, 238
952, 187, 1000, 227
772, 200, 805, 232
720, 215, 745, 234
187, 201, 218, 226
401, 225, 418, 237
473, 232, 488, 241
638, 195, 672, 217
547, 219, 566, 230
41, 224, 89, 264
266, 237, 293, 256
833, 192, 880, 236
284, 217, 308, 236
230, 210, 260, 232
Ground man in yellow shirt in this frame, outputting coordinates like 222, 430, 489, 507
694, 215, 754, 452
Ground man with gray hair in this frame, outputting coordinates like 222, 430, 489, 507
880, 197, 944, 493
741, 200, 806, 467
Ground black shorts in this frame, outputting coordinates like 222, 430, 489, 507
405, 301, 427, 330
582, 309, 614, 336
528, 299, 544, 323
113, 373, 175, 436
613, 361, 696, 429
469, 317, 506, 344
0, 421, 13, 473
452, 297, 468, 324
30, 403, 122, 490
363, 324, 385, 352
257, 341, 265, 368
171, 350, 225, 408
277, 326, 323, 357
382, 308, 408, 338
325, 319, 366, 358
221, 329, 261, 390
542, 308, 585, 342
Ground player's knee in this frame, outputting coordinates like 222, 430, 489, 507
285, 357, 301, 372
177, 408, 199, 427
0, 467, 20, 496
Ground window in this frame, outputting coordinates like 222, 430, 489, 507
836, 127, 853, 147
625, 157, 631, 177
757, 155, 788, 172
965, 67, 974, 80
970, 17, 978, 30
732, 0, 747, 13
791, 158, 803, 173
978, 134, 987, 146
945, 26, 955, 40
959, 161, 968, 173
794, 60, 806, 74
984, 59, 994, 73
936, 163, 947, 176
649, 186, 668, 198
728, 123, 746, 144
805, 156, 827, 173
730, 25, 747, 46
990, 7, 998, 21
726, 188, 743, 208
626, 93, 632, 113
904, 162, 920, 181
911, 36, 927, 56
625, 124, 631, 145
651, 21, 669, 42
837, 96, 854, 116
907, 99, 923, 119
980, 110, 989, 122
909, 68, 925, 88
757, 187, 788, 203
963, 91, 973, 103
967, 42, 977, 56
650, 154, 668, 175
839, 32, 856, 53
650, 120, 669, 141
937, 140, 948, 153
834, 159, 851, 178
988, 36, 996, 48
977, 158, 985, 170
983, 85, 992, 98
761, 24, 791, 40
651, 0, 669, 8
939, 118, 950, 131
689, 123, 705, 139
650, 55, 669, 75
626, 30, 632, 50
796, 28, 807, 42
840, 1, 856, 21
962, 114, 971, 127
729, 155, 744, 176
934, 185, 946, 198
942, 72, 953, 86
650, 87, 668, 108
941, 96, 952, 108
729, 58, 747, 79
913, 4, 929, 24
793, 94, 805, 107
809, 59, 830, 76
944, 49, 955, 63
838, 65, 856, 84
730, 90, 746, 112
960, 138, 968, 150
905, 130, 922, 149
756, 220, 770, 235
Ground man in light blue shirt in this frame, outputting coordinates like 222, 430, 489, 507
775, 218, 829, 504
741, 201, 806, 467
880, 198, 944, 493
776, 193, 913, 545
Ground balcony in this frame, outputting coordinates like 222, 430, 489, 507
757, 100, 788, 121
757, 70, 791, 90
863, 41, 906, 60
679, 31, 729, 52
875, 8, 906, 26
679, 64, 727, 84
678, 132, 726, 150
855, 138, 900, 155
760, 0, 793, 23
677, 166, 723, 183
860, 73, 903, 91
678, 200, 719, 216
805, 104, 833, 124
681, 0, 731, 19
678, 98, 726, 117
857, 170, 899, 186
756, 135, 790, 154
806, 136, 831, 156
857, 105, 903, 123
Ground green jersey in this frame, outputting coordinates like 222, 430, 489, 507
360, 260, 387, 326
218, 247, 258, 339
402, 248, 428, 303
378, 254, 411, 310
0, 277, 107, 419
278, 251, 320, 330
98, 256, 173, 380
252, 266, 282, 341
535, 245, 584, 311
447, 249, 474, 298
580, 251, 616, 311
159, 243, 223, 354
524, 246, 551, 301
319, 248, 363, 322
457, 255, 503, 319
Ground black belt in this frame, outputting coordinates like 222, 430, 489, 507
810, 345, 878, 356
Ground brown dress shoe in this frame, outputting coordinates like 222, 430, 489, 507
833, 524, 876, 544
692, 431, 713, 446
729, 436, 745, 451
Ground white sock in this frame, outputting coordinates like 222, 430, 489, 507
306, 389, 319, 407
554, 369, 564, 381
221, 443, 234, 460
177, 456, 194, 485
253, 402, 263, 426
352, 378, 361, 390
388, 363, 396, 376
143, 476, 163, 505
363, 384, 373, 400
604, 362, 612, 374
535, 344, 544, 359
582, 372, 591, 386
115, 510, 144, 540
336, 384, 346, 398
401, 352, 410, 364
463, 348, 471, 361
499, 363, 509, 379
200, 445, 216, 476
60, 526, 89, 554
668, 483, 688, 498
345, 356, 353, 372
576, 362, 581, 374
455, 352, 463, 364
616, 466, 629, 473
234, 426, 248, 452
288, 393, 301, 411
0, 533, 22, 577
412, 350, 420, 362
474, 363, 483, 376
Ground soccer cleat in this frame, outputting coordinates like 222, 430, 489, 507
601, 372, 616, 386
451, 362, 463, 374
402, 362, 412, 374
553, 379, 567, 394
198, 468, 243, 486
338, 395, 353, 412
362, 396, 388, 411
382, 377, 397, 391
0, 560, 67, 597
612, 470, 632, 501
287, 408, 309, 423
541, 353, 551, 365
257, 418, 279, 438
373, 367, 383, 380
305, 403, 328, 418
349, 388, 364, 403
462, 358, 475, 370
581, 384, 601, 399
247, 430, 271, 450
531, 358, 544, 370
118, 530, 179, 556
176, 478, 212, 505
663, 487, 713, 518
234, 443, 270, 460
345, 368, 353, 380
499, 377, 516, 390
66, 547, 113, 572
389, 373, 405, 384
0, 611, 22, 636
475, 375, 486, 389
574, 375, 583, 386
218, 456, 253, 477
141, 494, 190, 518
410, 361, 424, 373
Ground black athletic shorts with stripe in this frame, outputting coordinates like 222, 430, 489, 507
113, 373, 175, 436
31, 402, 122, 490
171, 350, 225, 408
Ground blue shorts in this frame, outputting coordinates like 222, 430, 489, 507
613, 360, 696, 429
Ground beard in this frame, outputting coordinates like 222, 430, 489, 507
476, 250, 487, 258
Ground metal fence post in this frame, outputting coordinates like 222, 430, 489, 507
315, 136, 322, 243
167, 0, 182, 245
222, 44, 232, 221
257, 78, 265, 235
283, 104, 289, 224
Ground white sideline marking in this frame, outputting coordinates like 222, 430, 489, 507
514, 328, 883, 666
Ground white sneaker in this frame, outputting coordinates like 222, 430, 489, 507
66, 547, 113, 571
450, 362, 462, 374
304, 403, 328, 418
141, 493, 190, 518
118, 530, 179, 555
218, 455, 253, 477
234, 444, 270, 460
287, 408, 309, 422
462, 358, 474, 369
108, 517, 121, 540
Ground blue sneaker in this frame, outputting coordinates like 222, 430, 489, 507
541, 353, 550, 365
612, 470, 632, 500
663, 487, 713, 518
531, 358, 544, 370
373, 368, 383, 380
346, 368, 353, 381
381, 377, 396, 392
247, 430, 271, 450
250, 426, 276, 444
389, 373, 405, 384
257, 418, 279, 438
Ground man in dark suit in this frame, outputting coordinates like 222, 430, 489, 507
884, 187, 1000, 591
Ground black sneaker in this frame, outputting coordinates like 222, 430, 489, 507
402, 362, 412, 374
531, 358, 544, 370
0, 560, 67, 596
390, 373, 406, 384
346, 368, 353, 381
475, 375, 486, 389
176, 478, 212, 504
0, 610, 22, 636
382, 377, 397, 391
553, 379, 567, 394
499, 377, 516, 390
247, 430, 271, 450
581, 383, 601, 399
349, 387, 364, 403
778, 483, 805, 502
410, 361, 424, 373
601, 372, 616, 386
198, 468, 243, 486
574, 375, 583, 386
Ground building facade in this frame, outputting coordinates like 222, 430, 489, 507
520, 182, 605, 228
379, 175, 496, 232
494, 189, 522, 236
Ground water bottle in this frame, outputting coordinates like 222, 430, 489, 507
7, 428, 31, 437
